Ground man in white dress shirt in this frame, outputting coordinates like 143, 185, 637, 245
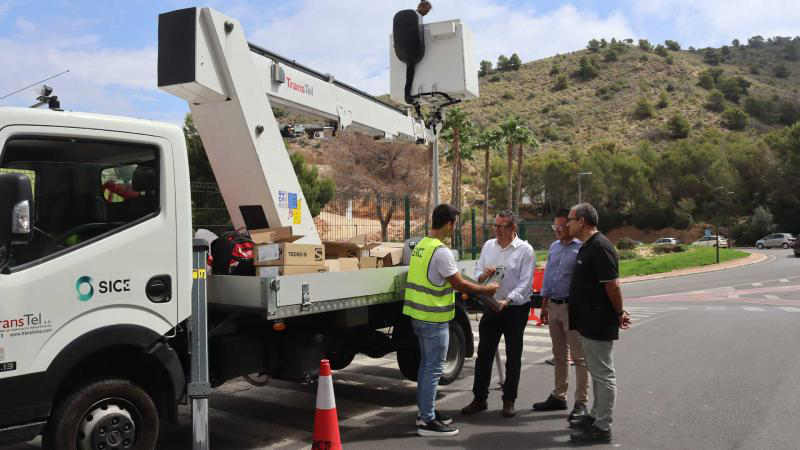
461, 210, 535, 418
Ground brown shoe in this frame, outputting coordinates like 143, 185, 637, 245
502, 399, 516, 418
460, 398, 488, 415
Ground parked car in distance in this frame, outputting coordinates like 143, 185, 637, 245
691, 235, 728, 248
653, 238, 680, 245
755, 233, 796, 249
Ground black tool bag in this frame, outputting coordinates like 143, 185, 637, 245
211, 230, 255, 276
393, 9, 425, 104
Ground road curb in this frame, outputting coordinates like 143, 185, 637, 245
620, 249, 769, 284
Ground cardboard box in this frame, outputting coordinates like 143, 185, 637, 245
324, 260, 341, 272
358, 256, 384, 269
369, 243, 404, 267
338, 257, 360, 272
257, 265, 329, 277
250, 226, 303, 244
256, 242, 324, 266
324, 242, 368, 259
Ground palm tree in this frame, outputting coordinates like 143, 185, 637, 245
441, 108, 475, 249
514, 126, 539, 215
474, 128, 504, 238
441, 108, 475, 214
499, 116, 524, 210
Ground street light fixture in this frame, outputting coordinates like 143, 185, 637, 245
578, 172, 592, 204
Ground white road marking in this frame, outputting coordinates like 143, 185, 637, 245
706, 306, 725, 311
741, 306, 764, 311
668, 306, 690, 310
779, 307, 800, 312
764, 295, 780, 301
779, 279, 790, 283
751, 283, 762, 287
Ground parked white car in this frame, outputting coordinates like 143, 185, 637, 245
755, 233, 795, 249
691, 235, 728, 248
653, 237, 680, 245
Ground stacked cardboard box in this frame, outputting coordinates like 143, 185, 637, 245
250, 226, 326, 277
323, 241, 405, 271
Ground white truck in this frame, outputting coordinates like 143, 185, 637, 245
0, 6, 478, 449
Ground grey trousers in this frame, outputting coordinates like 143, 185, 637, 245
580, 335, 616, 431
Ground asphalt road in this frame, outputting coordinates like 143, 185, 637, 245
7, 249, 799, 449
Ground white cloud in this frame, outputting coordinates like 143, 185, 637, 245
632, 0, 800, 46
15, 17, 36, 33
244, 0, 635, 95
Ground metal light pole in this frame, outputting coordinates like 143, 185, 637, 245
713, 187, 733, 264
578, 172, 592, 204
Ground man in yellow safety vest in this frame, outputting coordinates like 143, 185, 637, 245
404, 203, 498, 437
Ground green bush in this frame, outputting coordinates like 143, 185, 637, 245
501, 91, 514, 100
633, 97, 655, 120
638, 39, 652, 51
549, 64, 560, 76
553, 74, 568, 91
667, 114, 690, 138
665, 40, 681, 51
703, 48, 721, 65
575, 56, 599, 81
774, 64, 790, 79
653, 245, 673, 254
657, 91, 669, 109
489, 74, 501, 82
705, 90, 726, 112
617, 237, 637, 250
654, 44, 668, 57
721, 107, 748, 130
618, 249, 639, 260
605, 49, 619, 62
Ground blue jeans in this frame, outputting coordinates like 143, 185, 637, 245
411, 318, 450, 424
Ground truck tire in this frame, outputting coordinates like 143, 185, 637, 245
328, 350, 357, 370
396, 322, 466, 386
42, 378, 158, 450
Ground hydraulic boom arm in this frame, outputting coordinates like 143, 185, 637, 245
158, 7, 429, 243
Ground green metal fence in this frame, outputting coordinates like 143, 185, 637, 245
189, 183, 553, 257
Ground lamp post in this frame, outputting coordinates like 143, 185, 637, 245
578, 172, 592, 204
713, 187, 734, 264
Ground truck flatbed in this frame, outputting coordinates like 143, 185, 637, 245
208, 260, 479, 319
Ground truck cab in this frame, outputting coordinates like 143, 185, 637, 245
0, 107, 190, 447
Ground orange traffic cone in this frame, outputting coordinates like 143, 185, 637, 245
312, 360, 342, 450
528, 307, 543, 326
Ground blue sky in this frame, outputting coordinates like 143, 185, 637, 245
1, 0, 798, 126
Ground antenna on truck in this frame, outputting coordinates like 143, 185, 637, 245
0, 69, 70, 103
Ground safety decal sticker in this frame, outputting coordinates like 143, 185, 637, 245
0, 362, 16, 373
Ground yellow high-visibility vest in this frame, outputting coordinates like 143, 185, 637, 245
403, 237, 455, 322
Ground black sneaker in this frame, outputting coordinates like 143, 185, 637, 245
568, 415, 595, 429
417, 419, 459, 437
570, 424, 612, 444
568, 403, 588, 421
416, 411, 453, 426
532, 394, 568, 411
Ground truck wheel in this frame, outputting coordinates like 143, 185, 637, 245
782, 243, 789, 249
439, 323, 466, 385
396, 323, 466, 386
43, 378, 158, 450
328, 350, 357, 370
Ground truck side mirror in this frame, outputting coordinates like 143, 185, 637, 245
0, 173, 34, 248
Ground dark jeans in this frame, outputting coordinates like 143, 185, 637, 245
472, 303, 531, 402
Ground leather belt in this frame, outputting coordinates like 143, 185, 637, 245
550, 297, 569, 304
